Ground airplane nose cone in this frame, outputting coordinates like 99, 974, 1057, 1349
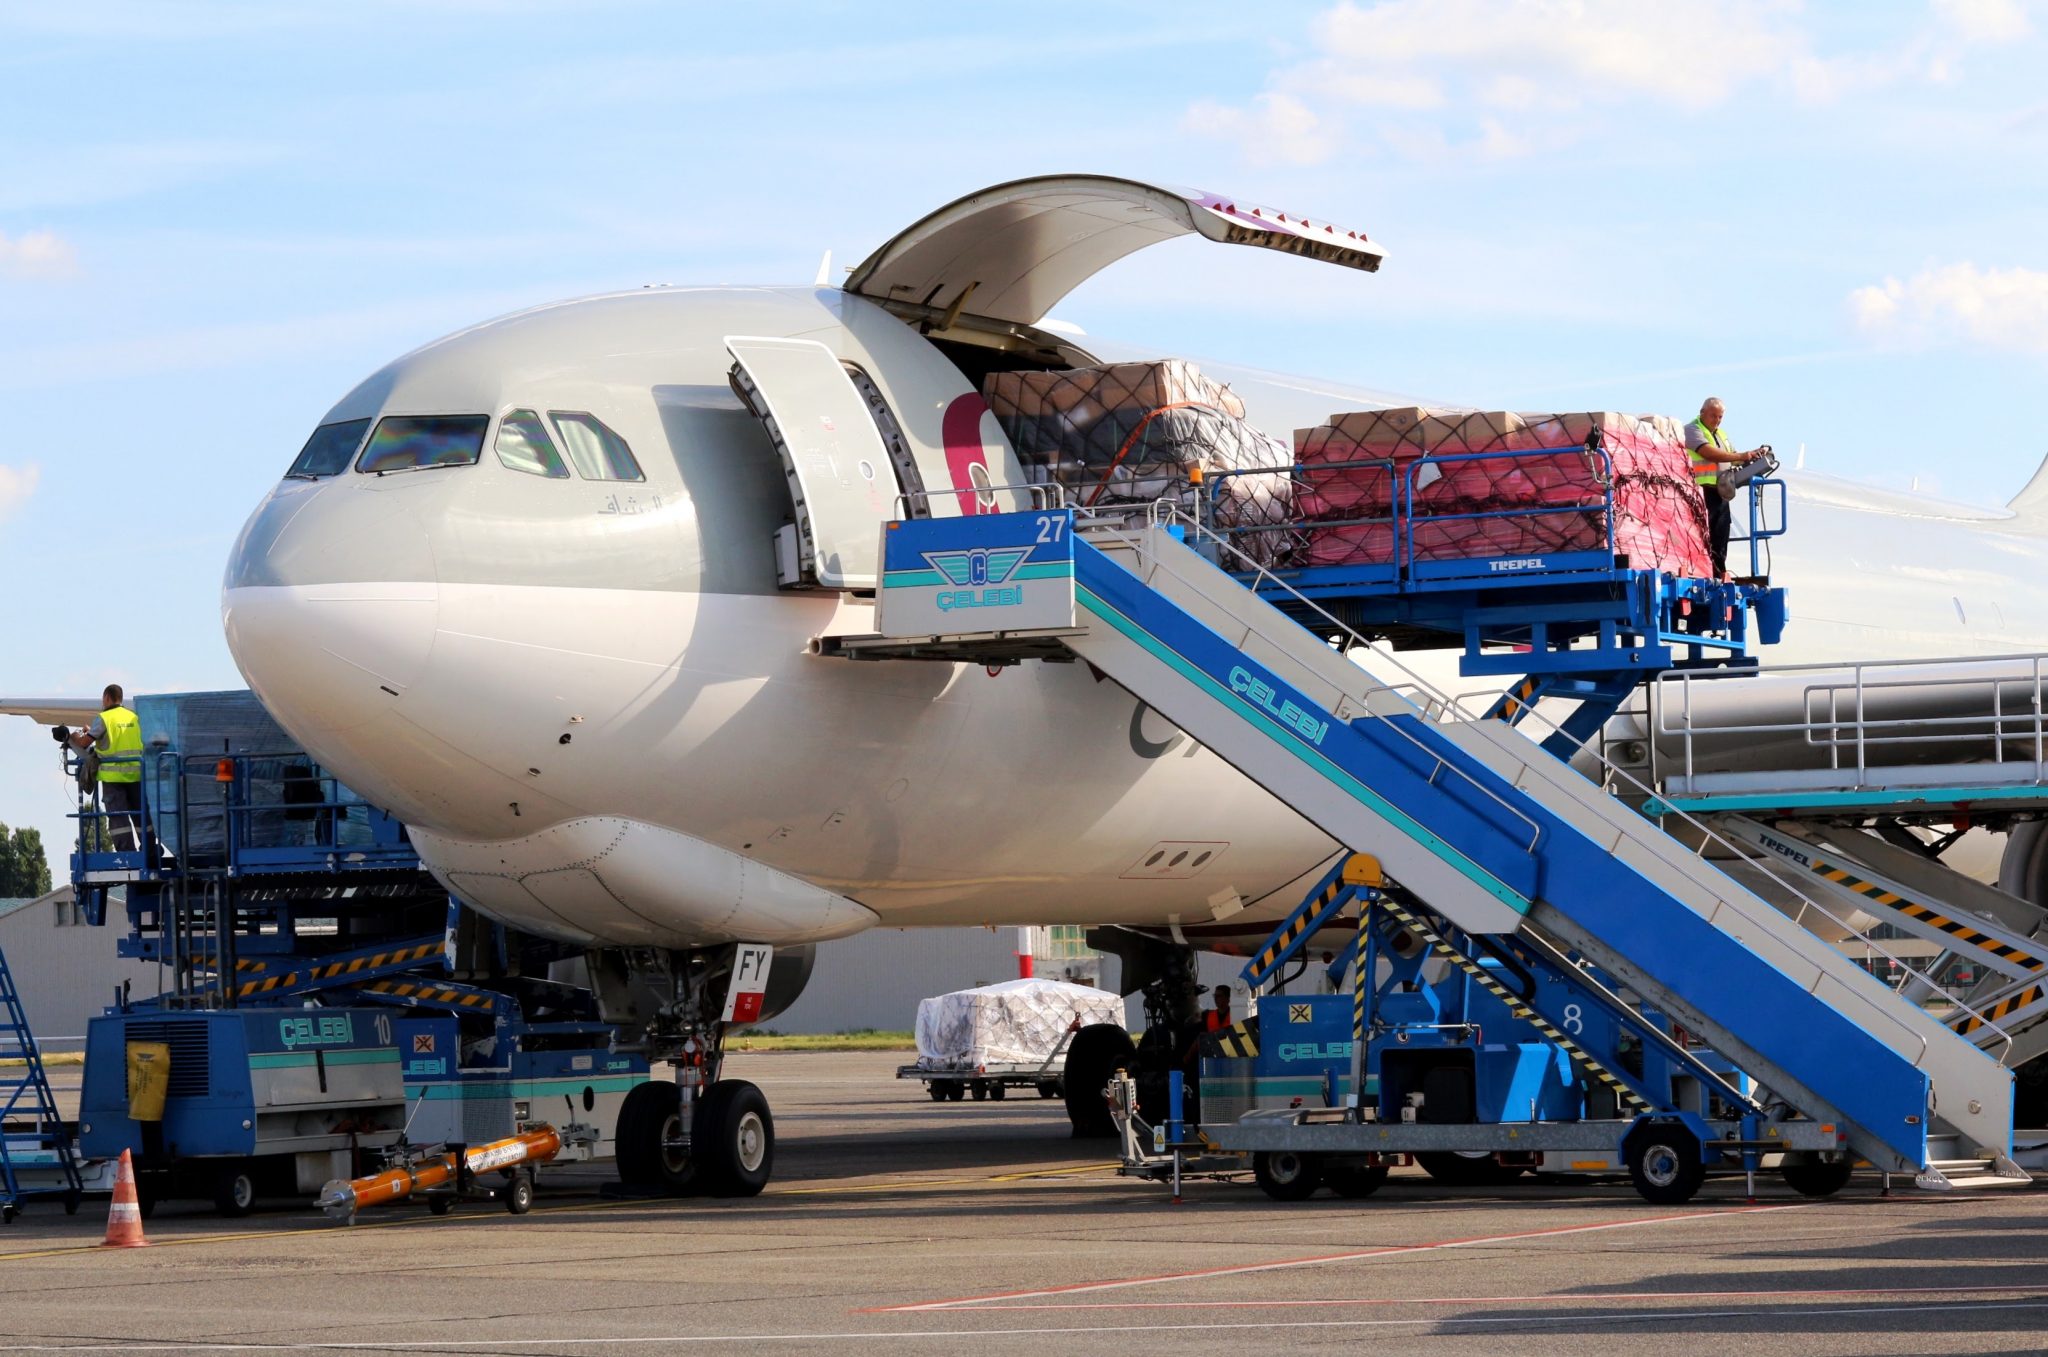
222, 480, 440, 737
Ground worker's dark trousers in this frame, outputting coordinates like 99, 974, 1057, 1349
1702, 485, 1730, 579
100, 780, 140, 852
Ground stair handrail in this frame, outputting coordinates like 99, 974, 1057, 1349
1088, 503, 1545, 855
1112, 495, 2018, 1070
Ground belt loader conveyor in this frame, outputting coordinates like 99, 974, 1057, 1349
829, 505, 2021, 1188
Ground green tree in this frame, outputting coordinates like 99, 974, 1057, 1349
0, 822, 53, 897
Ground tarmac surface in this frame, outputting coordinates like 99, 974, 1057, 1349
5, 1051, 2046, 1356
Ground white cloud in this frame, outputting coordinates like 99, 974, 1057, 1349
0, 462, 40, 522
1850, 262, 2048, 353
1932, 0, 2035, 42
1188, 0, 2037, 162
1182, 92, 1338, 167
0, 229, 76, 279
1311, 0, 1806, 114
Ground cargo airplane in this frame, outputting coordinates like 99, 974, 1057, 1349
11, 175, 2048, 1192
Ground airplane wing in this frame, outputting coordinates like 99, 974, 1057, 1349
0, 698, 103, 727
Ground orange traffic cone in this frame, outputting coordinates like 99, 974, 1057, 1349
102, 1149, 149, 1248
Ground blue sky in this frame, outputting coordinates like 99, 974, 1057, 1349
2, 0, 2045, 872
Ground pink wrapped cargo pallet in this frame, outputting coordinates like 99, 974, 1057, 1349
1295, 408, 1713, 579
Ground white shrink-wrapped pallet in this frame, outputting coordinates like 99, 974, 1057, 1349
913, 979, 1126, 1070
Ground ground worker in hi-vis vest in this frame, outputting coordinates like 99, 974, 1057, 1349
1684, 396, 1766, 580
68, 683, 144, 850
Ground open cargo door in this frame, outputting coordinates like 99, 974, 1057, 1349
846, 174, 1383, 327
727, 336, 903, 591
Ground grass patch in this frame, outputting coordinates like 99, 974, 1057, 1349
728, 1029, 915, 1052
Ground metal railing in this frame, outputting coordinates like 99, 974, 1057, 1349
1653, 653, 2048, 793
1202, 443, 1620, 573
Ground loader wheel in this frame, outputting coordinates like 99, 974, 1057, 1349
212, 1165, 256, 1218
1063, 1024, 1135, 1139
1625, 1125, 1706, 1206
1323, 1163, 1391, 1199
1253, 1151, 1323, 1202
1779, 1154, 1853, 1198
1417, 1152, 1523, 1188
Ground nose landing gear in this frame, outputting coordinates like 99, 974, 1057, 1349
593, 943, 779, 1198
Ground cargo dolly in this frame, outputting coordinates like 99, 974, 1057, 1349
897, 1022, 1078, 1102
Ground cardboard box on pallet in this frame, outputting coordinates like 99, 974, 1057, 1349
1294, 407, 1712, 578
983, 360, 1303, 565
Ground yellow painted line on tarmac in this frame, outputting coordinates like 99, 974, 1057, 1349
0, 1163, 1127, 1261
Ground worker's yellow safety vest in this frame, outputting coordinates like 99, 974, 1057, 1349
97, 705, 144, 784
1686, 419, 1729, 486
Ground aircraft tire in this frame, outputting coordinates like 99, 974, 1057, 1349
696, 1079, 774, 1198
1063, 1024, 1135, 1139
615, 1080, 699, 1195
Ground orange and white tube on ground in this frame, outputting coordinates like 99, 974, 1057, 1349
317, 1127, 563, 1221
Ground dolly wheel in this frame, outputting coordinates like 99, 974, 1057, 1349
928, 1084, 949, 1102
428, 1195, 455, 1216
505, 1173, 535, 1215
988, 1081, 1007, 1101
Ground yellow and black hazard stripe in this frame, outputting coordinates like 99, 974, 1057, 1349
364, 978, 497, 1009
1252, 879, 1349, 979
1811, 859, 2044, 973
1353, 906, 1370, 1044
1382, 900, 1646, 1111
1211, 1018, 1259, 1058
1490, 676, 1543, 724
1954, 984, 2047, 1037
233, 941, 443, 999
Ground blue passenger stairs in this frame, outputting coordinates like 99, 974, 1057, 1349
830, 505, 2018, 1176
0, 945, 84, 1222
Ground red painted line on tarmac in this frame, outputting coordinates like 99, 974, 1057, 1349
868, 1202, 1811, 1311
947, 1280, 2048, 1311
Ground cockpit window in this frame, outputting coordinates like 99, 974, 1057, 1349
286, 418, 372, 479
496, 409, 569, 478
549, 411, 644, 482
356, 415, 489, 474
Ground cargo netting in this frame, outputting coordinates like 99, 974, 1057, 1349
1293, 408, 1712, 578
984, 359, 1305, 566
